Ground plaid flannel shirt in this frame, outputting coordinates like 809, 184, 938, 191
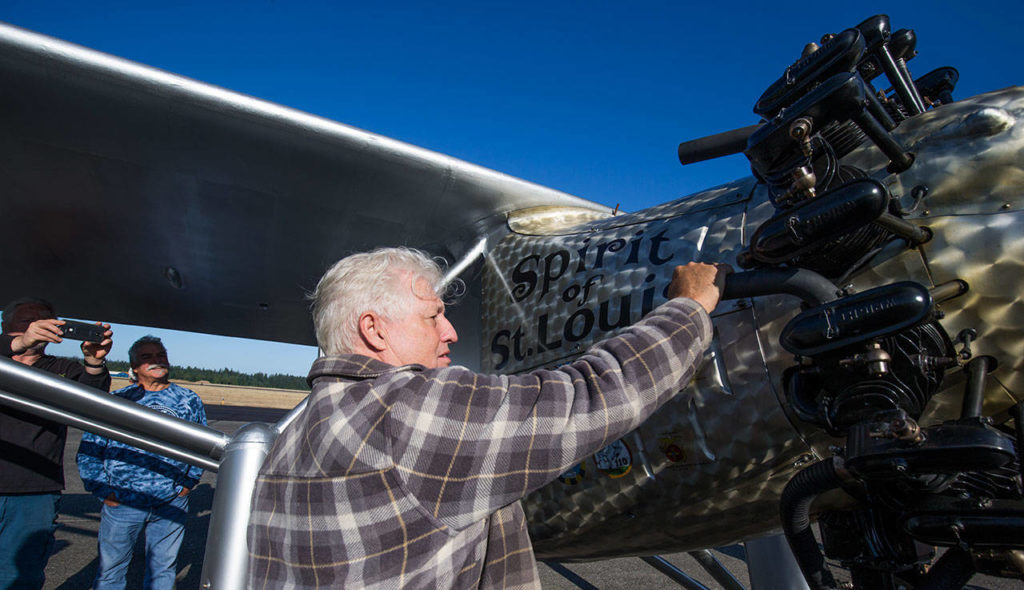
247, 298, 712, 589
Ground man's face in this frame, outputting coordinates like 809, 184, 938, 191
3, 303, 54, 351
379, 273, 458, 368
132, 343, 170, 382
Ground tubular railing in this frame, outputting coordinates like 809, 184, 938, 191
0, 356, 290, 589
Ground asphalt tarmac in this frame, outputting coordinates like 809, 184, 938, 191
42, 407, 1015, 589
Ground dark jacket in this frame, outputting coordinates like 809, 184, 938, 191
0, 334, 110, 493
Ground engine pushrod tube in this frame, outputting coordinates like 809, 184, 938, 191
961, 356, 994, 419
0, 357, 227, 468
722, 268, 839, 307
874, 212, 932, 244
877, 45, 926, 116
930, 279, 969, 304
852, 108, 914, 173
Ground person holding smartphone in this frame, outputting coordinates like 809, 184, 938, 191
0, 297, 113, 590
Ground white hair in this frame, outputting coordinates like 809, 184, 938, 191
311, 247, 446, 356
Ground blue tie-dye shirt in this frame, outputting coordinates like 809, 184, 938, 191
77, 382, 207, 508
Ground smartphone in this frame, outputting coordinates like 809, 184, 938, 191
61, 319, 107, 343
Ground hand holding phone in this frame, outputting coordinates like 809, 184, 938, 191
60, 319, 107, 343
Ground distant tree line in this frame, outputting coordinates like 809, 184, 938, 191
66, 358, 309, 391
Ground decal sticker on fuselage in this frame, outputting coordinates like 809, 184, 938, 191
557, 461, 587, 485
593, 439, 632, 478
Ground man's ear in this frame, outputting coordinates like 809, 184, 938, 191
358, 312, 387, 352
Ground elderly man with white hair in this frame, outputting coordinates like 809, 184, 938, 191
247, 247, 727, 589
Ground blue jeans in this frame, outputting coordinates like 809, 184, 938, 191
93, 494, 189, 590
0, 493, 61, 590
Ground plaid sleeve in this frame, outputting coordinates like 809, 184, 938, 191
389, 297, 712, 531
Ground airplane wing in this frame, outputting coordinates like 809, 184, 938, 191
0, 22, 612, 364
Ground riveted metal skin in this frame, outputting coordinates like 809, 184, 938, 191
479, 87, 1024, 559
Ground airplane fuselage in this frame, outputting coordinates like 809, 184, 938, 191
479, 86, 1024, 559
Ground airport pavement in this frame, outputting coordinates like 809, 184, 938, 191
42, 407, 1014, 589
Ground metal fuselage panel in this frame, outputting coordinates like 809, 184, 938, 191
841, 87, 1024, 422
481, 182, 816, 558
480, 87, 1024, 559
888, 88, 1024, 414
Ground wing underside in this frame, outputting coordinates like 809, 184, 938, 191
0, 22, 611, 363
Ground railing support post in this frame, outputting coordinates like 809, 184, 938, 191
199, 423, 277, 589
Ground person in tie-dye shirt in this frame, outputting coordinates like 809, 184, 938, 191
77, 336, 206, 590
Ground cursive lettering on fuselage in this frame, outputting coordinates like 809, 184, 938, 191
509, 229, 674, 303
491, 229, 682, 371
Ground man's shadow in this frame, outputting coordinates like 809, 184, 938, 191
52, 484, 213, 589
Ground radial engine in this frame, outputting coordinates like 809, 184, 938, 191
686, 14, 1024, 590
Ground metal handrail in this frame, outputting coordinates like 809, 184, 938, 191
0, 356, 228, 471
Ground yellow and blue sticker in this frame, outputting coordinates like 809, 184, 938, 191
558, 461, 587, 485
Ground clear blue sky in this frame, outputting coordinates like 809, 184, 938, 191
4, 1, 1017, 376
